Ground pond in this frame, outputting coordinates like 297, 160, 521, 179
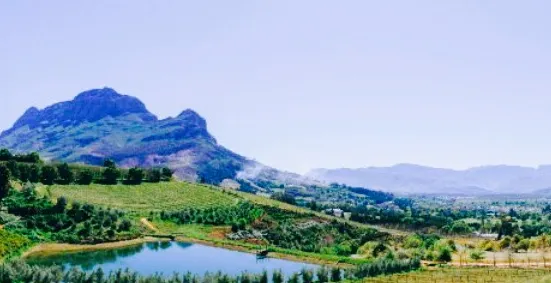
25, 241, 320, 277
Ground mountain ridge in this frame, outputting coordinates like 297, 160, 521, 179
0, 88, 246, 182
307, 164, 551, 195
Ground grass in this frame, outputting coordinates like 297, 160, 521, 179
41, 182, 239, 212
364, 267, 551, 283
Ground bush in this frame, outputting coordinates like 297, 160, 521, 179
470, 250, 485, 261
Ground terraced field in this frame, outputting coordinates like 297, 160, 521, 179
42, 182, 239, 212
365, 267, 551, 283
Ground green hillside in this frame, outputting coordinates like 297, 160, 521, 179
41, 182, 238, 212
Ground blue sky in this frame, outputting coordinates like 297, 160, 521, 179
2, 1, 551, 173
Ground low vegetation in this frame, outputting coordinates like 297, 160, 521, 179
0, 230, 31, 259
44, 182, 238, 212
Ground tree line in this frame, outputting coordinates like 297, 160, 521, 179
0, 257, 421, 283
0, 149, 173, 197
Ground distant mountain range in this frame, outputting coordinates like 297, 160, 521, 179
0, 87, 308, 185
307, 164, 551, 195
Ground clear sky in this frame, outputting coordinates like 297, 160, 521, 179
2, 1, 551, 174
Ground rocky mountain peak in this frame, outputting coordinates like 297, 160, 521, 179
7, 88, 157, 133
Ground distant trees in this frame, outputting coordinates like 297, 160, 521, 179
29, 165, 40, 183
6, 160, 19, 179
102, 167, 120, 185
271, 192, 296, 205
161, 167, 173, 181
18, 163, 30, 182
0, 149, 40, 163
102, 159, 120, 185
77, 170, 94, 185
0, 151, 172, 186
0, 164, 11, 200
0, 149, 13, 161
126, 167, 144, 185
147, 168, 161, 183
57, 163, 74, 184
40, 165, 58, 185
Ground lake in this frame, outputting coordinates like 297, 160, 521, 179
25, 241, 320, 277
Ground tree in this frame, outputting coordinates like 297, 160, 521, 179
29, 164, 40, 183
6, 160, 19, 180
40, 165, 58, 185
272, 270, 283, 283
0, 165, 11, 200
301, 269, 314, 283
103, 159, 116, 168
0, 149, 12, 161
331, 267, 341, 282
77, 170, 94, 185
161, 167, 173, 181
127, 167, 144, 185
436, 247, 452, 263
147, 169, 161, 183
317, 267, 329, 283
515, 239, 530, 253
55, 196, 68, 213
18, 163, 30, 182
470, 250, 485, 261
270, 192, 296, 205
102, 167, 120, 185
57, 163, 74, 184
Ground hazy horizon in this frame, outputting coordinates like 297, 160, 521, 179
3, 1, 551, 174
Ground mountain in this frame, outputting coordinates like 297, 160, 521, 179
307, 164, 551, 195
0, 87, 258, 183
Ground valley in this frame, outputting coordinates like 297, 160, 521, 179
2, 150, 551, 282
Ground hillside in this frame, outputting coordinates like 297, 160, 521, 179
0, 88, 262, 184
307, 164, 551, 195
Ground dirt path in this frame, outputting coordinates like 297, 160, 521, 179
140, 218, 158, 232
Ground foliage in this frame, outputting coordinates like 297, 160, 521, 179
0, 149, 40, 163
354, 258, 421, 279
160, 202, 263, 226
126, 167, 144, 185
56, 163, 74, 184
3, 185, 137, 244
470, 250, 485, 260
102, 166, 120, 185
147, 168, 161, 183
0, 230, 31, 259
40, 165, 58, 185
0, 164, 10, 200
270, 192, 296, 205
0, 260, 418, 283
76, 170, 94, 185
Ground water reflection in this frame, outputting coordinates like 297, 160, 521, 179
26, 241, 318, 277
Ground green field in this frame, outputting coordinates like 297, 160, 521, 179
41, 182, 239, 212
365, 267, 551, 283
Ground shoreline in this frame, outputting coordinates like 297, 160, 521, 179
21, 237, 168, 258
173, 236, 352, 267
21, 235, 351, 267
